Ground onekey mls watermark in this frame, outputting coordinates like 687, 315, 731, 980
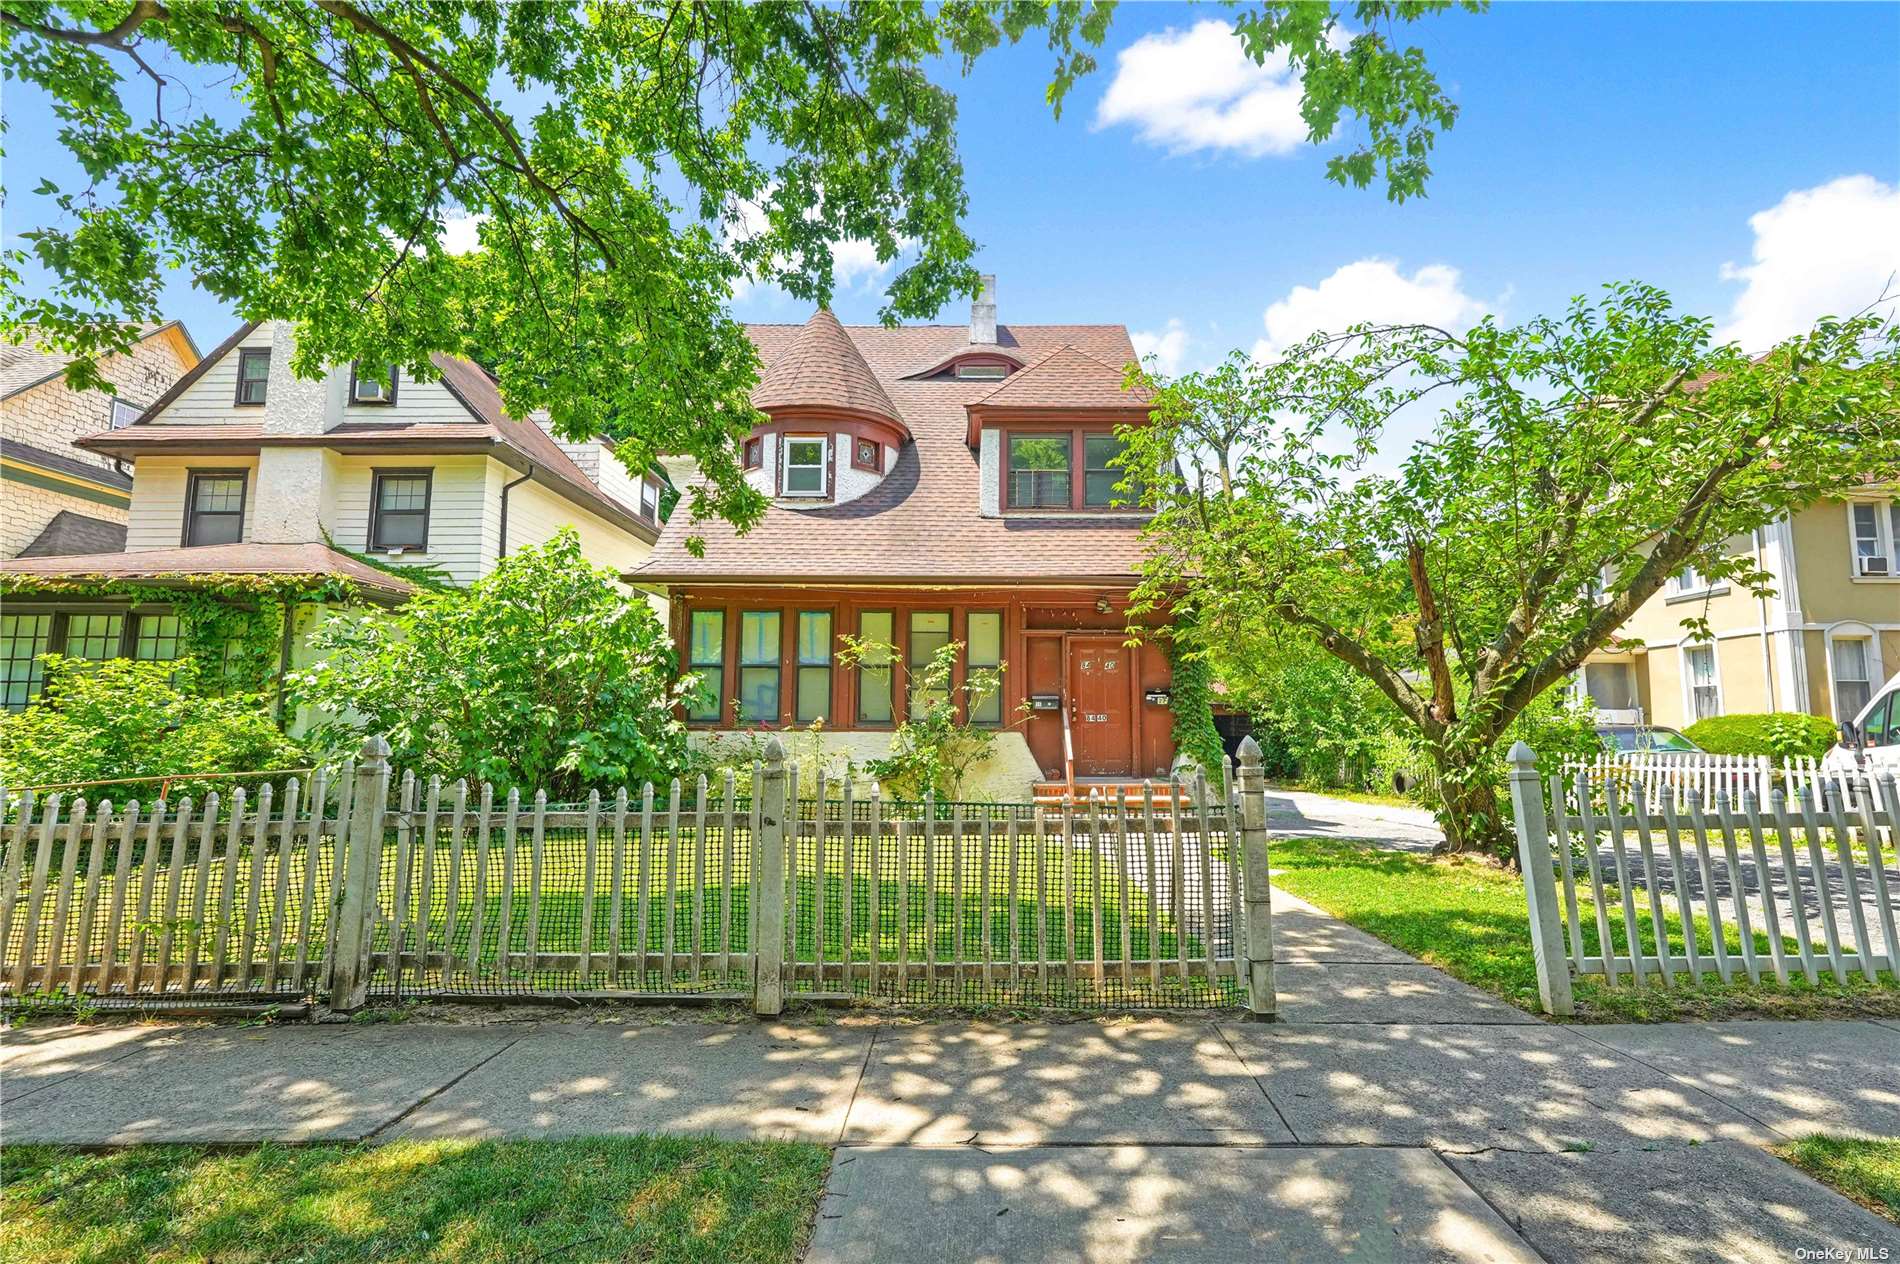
1795, 1247, 1893, 1262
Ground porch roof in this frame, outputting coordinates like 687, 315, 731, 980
0, 542, 418, 604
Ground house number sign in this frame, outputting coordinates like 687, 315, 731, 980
1084, 712, 1108, 723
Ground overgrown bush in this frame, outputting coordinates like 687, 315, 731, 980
1685, 712, 1837, 760
0, 656, 305, 793
290, 530, 688, 800
839, 637, 1003, 800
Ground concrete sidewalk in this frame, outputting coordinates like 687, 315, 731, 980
5, 894, 1897, 1262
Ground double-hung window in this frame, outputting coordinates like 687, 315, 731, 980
856, 611, 895, 724
796, 611, 832, 724
1007, 434, 1071, 509
1850, 501, 1900, 577
967, 611, 1003, 724
184, 471, 246, 546
369, 471, 431, 552
639, 477, 661, 525
782, 437, 828, 497
1832, 637, 1873, 719
234, 347, 270, 405
350, 362, 399, 405
1683, 644, 1720, 720
908, 611, 952, 714
738, 611, 782, 724
1083, 434, 1141, 508
686, 611, 725, 723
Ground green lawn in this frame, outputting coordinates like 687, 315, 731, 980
1268, 835, 1900, 1022
1267, 781, 1425, 811
1777, 1135, 1900, 1224
0, 1138, 830, 1264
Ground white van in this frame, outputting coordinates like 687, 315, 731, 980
1824, 669, 1900, 777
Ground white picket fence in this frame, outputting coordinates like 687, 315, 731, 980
2, 737, 1280, 1016
1511, 744, 1900, 1015
1562, 751, 1870, 812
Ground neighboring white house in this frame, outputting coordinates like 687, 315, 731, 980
0, 320, 666, 712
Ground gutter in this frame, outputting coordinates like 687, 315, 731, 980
498, 464, 534, 558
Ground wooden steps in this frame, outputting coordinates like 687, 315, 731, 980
1031, 781, 1188, 807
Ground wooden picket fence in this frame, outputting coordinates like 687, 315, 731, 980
1564, 751, 1871, 813
2, 737, 1280, 1016
1511, 744, 1900, 1015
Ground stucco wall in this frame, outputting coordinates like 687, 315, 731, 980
687, 729, 1046, 802
1793, 497, 1900, 625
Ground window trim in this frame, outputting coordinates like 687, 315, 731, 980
367, 468, 433, 553
1003, 426, 1144, 513
851, 436, 882, 473
348, 361, 400, 406
778, 434, 831, 499
1664, 562, 1728, 603
1825, 622, 1885, 723
234, 347, 271, 406
1846, 498, 1900, 581
181, 468, 249, 547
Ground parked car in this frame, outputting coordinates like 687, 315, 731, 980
1824, 669, 1900, 777
1597, 724, 1704, 754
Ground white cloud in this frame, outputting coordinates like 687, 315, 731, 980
1716, 174, 1900, 351
1094, 20, 1310, 158
1132, 318, 1192, 375
438, 212, 488, 255
1250, 258, 1490, 360
724, 193, 909, 302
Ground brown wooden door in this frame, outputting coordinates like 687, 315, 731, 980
1068, 637, 1134, 776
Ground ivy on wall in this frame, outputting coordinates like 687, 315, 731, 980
1164, 630, 1225, 778
0, 573, 361, 697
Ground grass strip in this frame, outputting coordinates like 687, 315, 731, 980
0, 1136, 830, 1264
1776, 1134, 1900, 1224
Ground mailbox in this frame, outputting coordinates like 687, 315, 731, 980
1144, 690, 1171, 706
1029, 694, 1062, 711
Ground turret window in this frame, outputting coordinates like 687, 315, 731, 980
852, 437, 881, 472
781, 436, 828, 497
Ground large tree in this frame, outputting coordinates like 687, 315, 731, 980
1123, 284, 1900, 857
3, 0, 1478, 531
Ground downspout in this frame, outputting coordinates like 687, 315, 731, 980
1754, 527, 1778, 712
497, 464, 534, 559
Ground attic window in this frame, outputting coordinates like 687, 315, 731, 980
851, 437, 881, 473
109, 398, 144, 428
639, 477, 660, 524
350, 362, 399, 405
955, 362, 1008, 380
781, 436, 828, 497
234, 348, 271, 405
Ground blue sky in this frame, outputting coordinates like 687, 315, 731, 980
7, 2, 1898, 378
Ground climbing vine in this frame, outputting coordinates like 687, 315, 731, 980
0, 573, 361, 696
1163, 628, 1225, 778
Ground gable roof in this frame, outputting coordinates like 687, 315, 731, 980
635, 319, 1153, 585
15, 511, 127, 558
751, 308, 902, 426
1, 321, 200, 400
75, 323, 656, 543
970, 344, 1153, 412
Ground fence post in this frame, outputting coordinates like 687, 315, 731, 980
1235, 736, 1277, 1020
1507, 741, 1574, 1016
752, 735, 788, 1017
328, 735, 391, 1012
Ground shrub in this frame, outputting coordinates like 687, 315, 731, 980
839, 636, 1003, 800
0, 656, 305, 794
290, 530, 688, 800
1685, 712, 1837, 760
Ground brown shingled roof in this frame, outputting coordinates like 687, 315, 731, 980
0, 542, 416, 603
751, 309, 902, 426
634, 320, 1153, 585
971, 343, 1153, 412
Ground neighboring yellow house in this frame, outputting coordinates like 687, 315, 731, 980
0, 320, 666, 712
1, 321, 200, 559
1581, 483, 1900, 729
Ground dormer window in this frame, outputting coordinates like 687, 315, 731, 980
955, 362, 1008, 380
781, 436, 828, 497
639, 476, 661, 524
350, 362, 399, 405
234, 348, 270, 405
851, 437, 881, 472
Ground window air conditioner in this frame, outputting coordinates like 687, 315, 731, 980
1858, 556, 1891, 577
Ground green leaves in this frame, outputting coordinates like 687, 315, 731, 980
290, 529, 689, 798
6, 1, 1474, 525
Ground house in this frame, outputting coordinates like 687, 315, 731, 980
1579, 483, 1900, 730
0, 319, 667, 712
2, 321, 200, 560
630, 279, 1176, 801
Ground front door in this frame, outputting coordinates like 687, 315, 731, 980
1068, 637, 1134, 776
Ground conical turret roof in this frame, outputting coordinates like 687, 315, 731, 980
750, 308, 901, 424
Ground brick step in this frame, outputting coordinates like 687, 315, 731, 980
1030, 782, 1190, 806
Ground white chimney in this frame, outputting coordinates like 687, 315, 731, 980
969, 274, 996, 345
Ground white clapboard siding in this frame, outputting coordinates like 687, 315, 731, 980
124, 456, 259, 552
327, 454, 493, 587
148, 323, 274, 425
502, 478, 652, 578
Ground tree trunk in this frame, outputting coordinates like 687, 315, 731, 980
1430, 748, 1516, 861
